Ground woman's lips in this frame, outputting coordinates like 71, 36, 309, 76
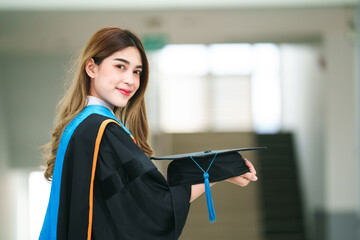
118, 88, 131, 96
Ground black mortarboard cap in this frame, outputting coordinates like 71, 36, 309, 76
151, 147, 267, 222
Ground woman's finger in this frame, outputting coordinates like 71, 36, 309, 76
241, 172, 258, 181
238, 178, 250, 187
244, 158, 257, 175
228, 176, 250, 187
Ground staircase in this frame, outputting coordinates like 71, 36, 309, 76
256, 133, 306, 240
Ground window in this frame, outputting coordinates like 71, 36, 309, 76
155, 43, 281, 133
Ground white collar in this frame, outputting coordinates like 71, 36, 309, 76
86, 96, 114, 113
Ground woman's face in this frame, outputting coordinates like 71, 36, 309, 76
87, 47, 142, 109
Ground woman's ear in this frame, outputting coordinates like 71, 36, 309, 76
85, 58, 97, 78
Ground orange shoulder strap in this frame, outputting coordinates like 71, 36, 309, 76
87, 119, 121, 240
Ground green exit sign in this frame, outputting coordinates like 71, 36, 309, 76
142, 33, 169, 51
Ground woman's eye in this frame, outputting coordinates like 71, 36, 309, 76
116, 65, 125, 70
134, 70, 142, 75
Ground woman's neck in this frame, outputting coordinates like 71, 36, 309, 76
86, 96, 114, 113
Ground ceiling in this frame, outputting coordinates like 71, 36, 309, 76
0, 0, 357, 11
0, 1, 356, 55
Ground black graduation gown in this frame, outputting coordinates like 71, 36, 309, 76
55, 113, 248, 239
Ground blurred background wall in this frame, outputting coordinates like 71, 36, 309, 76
0, 1, 359, 240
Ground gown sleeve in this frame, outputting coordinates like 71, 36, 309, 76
92, 121, 191, 240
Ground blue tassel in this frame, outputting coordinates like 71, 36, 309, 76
203, 172, 216, 222
190, 153, 218, 223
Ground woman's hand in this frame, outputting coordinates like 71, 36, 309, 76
226, 158, 258, 187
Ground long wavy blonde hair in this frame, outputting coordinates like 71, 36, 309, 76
43, 27, 153, 181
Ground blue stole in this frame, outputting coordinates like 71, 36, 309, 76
40, 105, 131, 240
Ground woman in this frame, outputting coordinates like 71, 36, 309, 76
40, 27, 258, 240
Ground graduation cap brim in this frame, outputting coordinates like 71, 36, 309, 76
150, 146, 267, 160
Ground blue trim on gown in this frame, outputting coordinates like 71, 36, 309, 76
40, 105, 130, 240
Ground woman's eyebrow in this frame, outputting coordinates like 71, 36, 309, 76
114, 58, 143, 68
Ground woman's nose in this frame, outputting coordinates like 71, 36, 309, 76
123, 71, 135, 85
